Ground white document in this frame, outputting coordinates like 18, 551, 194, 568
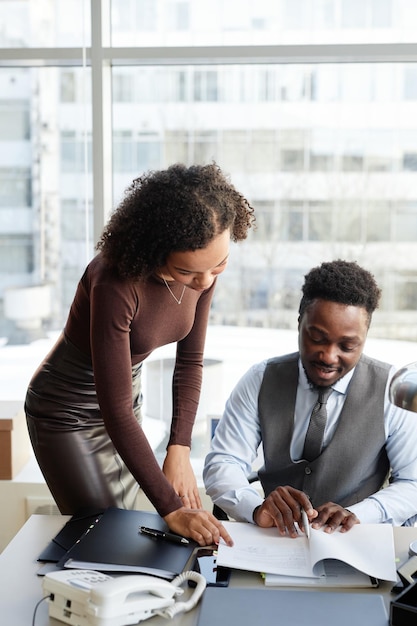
263, 559, 379, 587
217, 522, 397, 583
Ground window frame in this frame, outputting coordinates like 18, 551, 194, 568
1, 1, 417, 242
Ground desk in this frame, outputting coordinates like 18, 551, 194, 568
0, 515, 416, 626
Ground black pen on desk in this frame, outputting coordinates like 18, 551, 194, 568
301, 508, 310, 539
139, 526, 190, 545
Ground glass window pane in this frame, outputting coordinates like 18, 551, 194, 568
0, 235, 33, 272
0, 67, 92, 339
111, 0, 417, 45
0, 101, 30, 140
395, 274, 417, 310
366, 202, 391, 240
341, 0, 368, 28
0, 168, 31, 207
395, 203, 417, 241
110, 61, 417, 328
2, 1, 417, 482
0, 0, 91, 47
308, 202, 333, 241
404, 67, 417, 100
137, 134, 162, 171
310, 129, 336, 171
281, 202, 304, 241
336, 204, 362, 242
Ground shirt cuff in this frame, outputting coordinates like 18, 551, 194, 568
230, 492, 264, 523
346, 499, 385, 524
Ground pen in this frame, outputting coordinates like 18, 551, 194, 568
139, 526, 190, 545
301, 508, 310, 539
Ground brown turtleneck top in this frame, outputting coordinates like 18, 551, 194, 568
61, 253, 215, 516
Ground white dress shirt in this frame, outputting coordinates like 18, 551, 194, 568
203, 357, 417, 526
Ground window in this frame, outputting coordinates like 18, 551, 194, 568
61, 131, 92, 173
336, 203, 362, 242
281, 202, 304, 241
395, 274, 417, 310
282, 149, 305, 171
137, 133, 161, 171
395, 203, 417, 241
254, 201, 279, 241
403, 153, 417, 172
0, 101, 30, 140
366, 202, 391, 241
114, 131, 134, 172
308, 202, 333, 241
404, 66, 417, 100
1, 0, 417, 479
194, 71, 218, 102
0, 168, 31, 207
113, 72, 134, 103
310, 129, 336, 172
60, 72, 77, 103
0, 235, 33, 272
61, 199, 93, 241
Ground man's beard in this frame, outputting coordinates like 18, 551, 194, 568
302, 362, 345, 390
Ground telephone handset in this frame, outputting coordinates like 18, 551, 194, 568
42, 568, 206, 625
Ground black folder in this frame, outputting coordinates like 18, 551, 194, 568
56, 507, 196, 580
38, 508, 104, 563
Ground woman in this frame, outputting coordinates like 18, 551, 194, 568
25, 162, 254, 546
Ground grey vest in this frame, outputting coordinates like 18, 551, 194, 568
257, 352, 390, 508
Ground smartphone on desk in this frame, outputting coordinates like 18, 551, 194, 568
189, 548, 231, 587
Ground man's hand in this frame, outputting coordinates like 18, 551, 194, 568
312, 502, 359, 533
164, 508, 234, 547
253, 485, 318, 537
162, 444, 202, 509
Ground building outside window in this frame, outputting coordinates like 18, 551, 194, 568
0, 0, 417, 475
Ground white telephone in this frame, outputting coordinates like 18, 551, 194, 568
42, 568, 206, 626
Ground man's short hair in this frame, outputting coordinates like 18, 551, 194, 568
298, 259, 381, 325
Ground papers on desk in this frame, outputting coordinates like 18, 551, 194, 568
263, 559, 378, 587
217, 522, 397, 585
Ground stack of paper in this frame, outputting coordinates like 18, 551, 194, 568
217, 521, 397, 587
263, 559, 378, 587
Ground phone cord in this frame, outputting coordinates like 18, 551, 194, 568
156, 571, 207, 619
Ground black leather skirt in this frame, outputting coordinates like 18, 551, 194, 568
25, 333, 142, 514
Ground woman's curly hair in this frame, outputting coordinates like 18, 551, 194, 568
96, 162, 255, 279
298, 259, 381, 327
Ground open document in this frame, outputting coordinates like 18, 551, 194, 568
217, 522, 397, 583
263, 559, 379, 587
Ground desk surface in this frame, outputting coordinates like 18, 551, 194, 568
0, 514, 416, 626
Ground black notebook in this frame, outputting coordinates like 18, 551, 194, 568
57, 507, 196, 580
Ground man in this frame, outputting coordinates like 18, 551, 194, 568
203, 260, 417, 537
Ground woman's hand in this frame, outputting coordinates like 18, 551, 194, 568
164, 507, 234, 547
162, 444, 202, 509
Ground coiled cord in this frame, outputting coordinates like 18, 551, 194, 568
155, 570, 207, 619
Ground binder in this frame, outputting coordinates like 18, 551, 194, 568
56, 507, 196, 580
